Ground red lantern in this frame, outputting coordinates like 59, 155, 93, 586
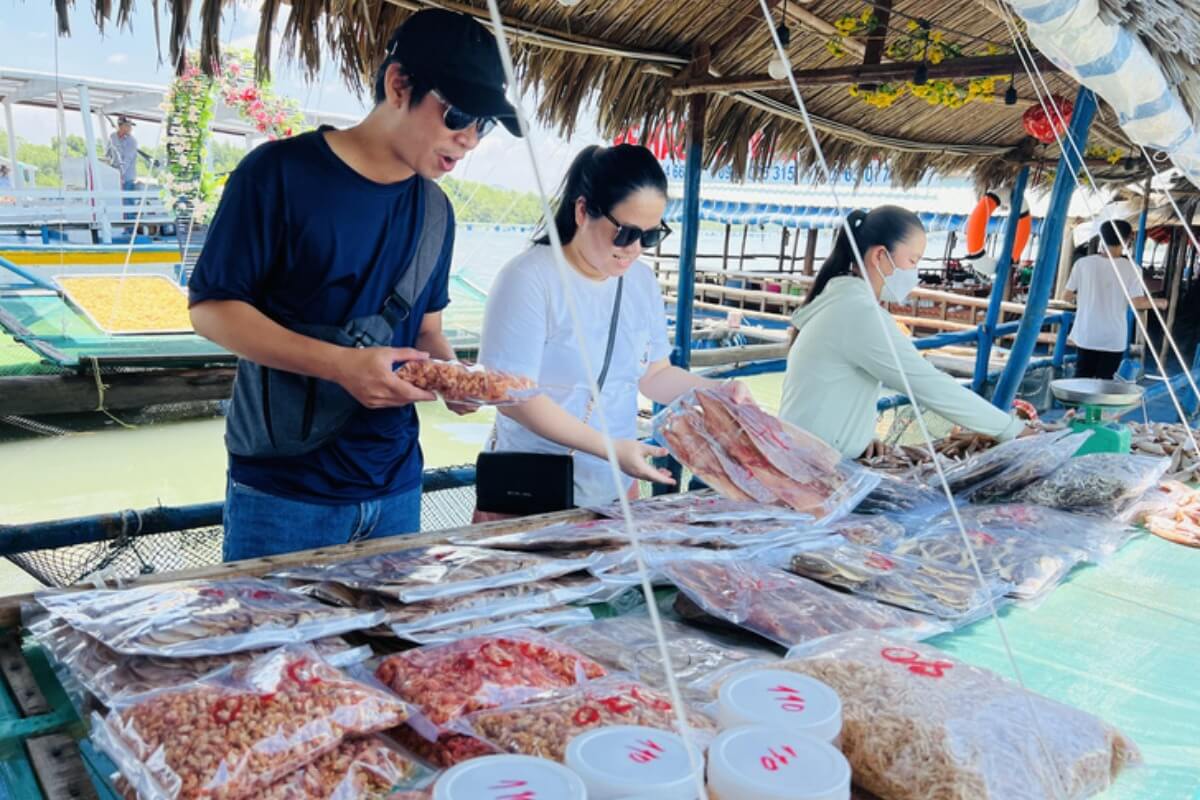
1022, 95, 1074, 145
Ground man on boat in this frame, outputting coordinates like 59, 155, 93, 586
106, 116, 140, 203
188, 9, 519, 560
1064, 219, 1160, 380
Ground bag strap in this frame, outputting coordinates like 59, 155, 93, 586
382, 178, 450, 329
595, 275, 623, 393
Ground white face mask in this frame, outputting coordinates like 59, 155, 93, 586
876, 249, 920, 303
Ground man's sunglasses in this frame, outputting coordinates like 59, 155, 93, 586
431, 89, 497, 138
602, 210, 672, 249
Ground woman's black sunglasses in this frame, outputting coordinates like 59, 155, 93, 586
431, 89, 496, 138
602, 210, 673, 248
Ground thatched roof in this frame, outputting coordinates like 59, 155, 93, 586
59, 0, 1200, 190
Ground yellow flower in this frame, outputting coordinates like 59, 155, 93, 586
907, 20, 919, 31
1107, 150, 1123, 165
861, 8, 873, 22
929, 49, 944, 65
931, 31, 944, 43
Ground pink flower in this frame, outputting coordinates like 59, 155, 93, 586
284, 127, 293, 137
256, 122, 267, 132
241, 87, 258, 102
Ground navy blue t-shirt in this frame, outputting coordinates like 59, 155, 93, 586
188, 127, 454, 503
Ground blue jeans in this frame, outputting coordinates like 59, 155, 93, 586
222, 477, 422, 562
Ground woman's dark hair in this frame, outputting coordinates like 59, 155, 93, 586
806, 205, 925, 303
1099, 219, 1133, 248
534, 144, 668, 245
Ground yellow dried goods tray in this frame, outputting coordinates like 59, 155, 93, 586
55, 275, 193, 336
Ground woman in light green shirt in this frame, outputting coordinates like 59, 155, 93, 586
781, 205, 1025, 459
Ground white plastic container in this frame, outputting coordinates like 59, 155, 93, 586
707, 725, 851, 800
565, 725, 704, 800
717, 669, 842, 746
433, 754, 588, 800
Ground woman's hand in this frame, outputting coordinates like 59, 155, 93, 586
613, 439, 677, 486
861, 439, 890, 459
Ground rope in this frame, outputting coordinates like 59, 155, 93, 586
756, 2, 1071, 796
0, 415, 70, 436
89, 355, 137, 429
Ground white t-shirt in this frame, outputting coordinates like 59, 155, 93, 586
1065, 254, 1145, 352
478, 245, 673, 506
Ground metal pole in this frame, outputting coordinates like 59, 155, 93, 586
993, 87, 1096, 410
671, 92, 707, 370
973, 166, 1029, 393
1134, 175, 1151, 267
77, 84, 114, 244
2, 99, 23, 190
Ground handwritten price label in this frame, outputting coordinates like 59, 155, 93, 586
880, 647, 954, 678
627, 738, 666, 765
768, 684, 807, 713
759, 743, 799, 772
865, 552, 896, 571
489, 780, 535, 800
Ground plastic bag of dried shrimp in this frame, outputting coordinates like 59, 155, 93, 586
777, 631, 1140, 800
374, 631, 607, 739
393, 359, 538, 406
456, 677, 715, 763
651, 385, 879, 521
36, 579, 385, 657
1013, 453, 1171, 518
92, 645, 411, 800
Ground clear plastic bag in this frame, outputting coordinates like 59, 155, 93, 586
936, 503, 1140, 562
551, 616, 778, 702
374, 631, 607, 737
854, 471, 948, 516
93, 645, 411, 800
399, 607, 596, 645
588, 492, 816, 526
259, 736, 432, 800
36, 579, 385, 657
663, 558, 947, 647
382, 575, 603, 638
827, 513, 910, 549
652, 385, 880, 520
1014, 453, 1171, 517
785, 540, 1012, 622
455, 518, 693, 552
778, 631, 1141, 800
393, 359, 537, 406
586, 544, 740, 586
31, 617, 367, 705
933, 430, 1086, 500
891, 513, 1090, 601
272, 546, 587, 603
458, 678, 715, 763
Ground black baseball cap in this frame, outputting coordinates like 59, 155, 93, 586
386, 9, 521, 136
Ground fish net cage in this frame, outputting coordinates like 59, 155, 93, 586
6, 468, 480, 588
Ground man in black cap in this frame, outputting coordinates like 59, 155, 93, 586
189, 10, 520, 561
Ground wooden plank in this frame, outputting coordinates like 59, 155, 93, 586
0, 636, 51, 717
0, 368, 235, 417
0, 506, 596, 629
26, 734, 101, 800
859, 0, 892, 91
803, 228, 818, 275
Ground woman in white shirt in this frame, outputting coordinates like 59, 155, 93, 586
781, 205, 1025, 459
479, 144, 749, 506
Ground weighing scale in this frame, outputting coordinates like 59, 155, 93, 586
1049, 378, 1145, 456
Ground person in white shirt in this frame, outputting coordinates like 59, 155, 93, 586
1064, 219, 1156, 380
780, 205, 1026, 459
479, 144, 750, 507
0, 165, 12, 189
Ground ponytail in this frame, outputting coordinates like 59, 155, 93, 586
534, 144, 668, 246
805, 205, 924, 303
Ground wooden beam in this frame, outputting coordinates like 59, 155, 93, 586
0, 368, 234, 417
859, 0, 893, 91
803, 228, 819, 275
672, 53, 1059, 95
783, 6, 868, 59
27, 735, 100, 800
